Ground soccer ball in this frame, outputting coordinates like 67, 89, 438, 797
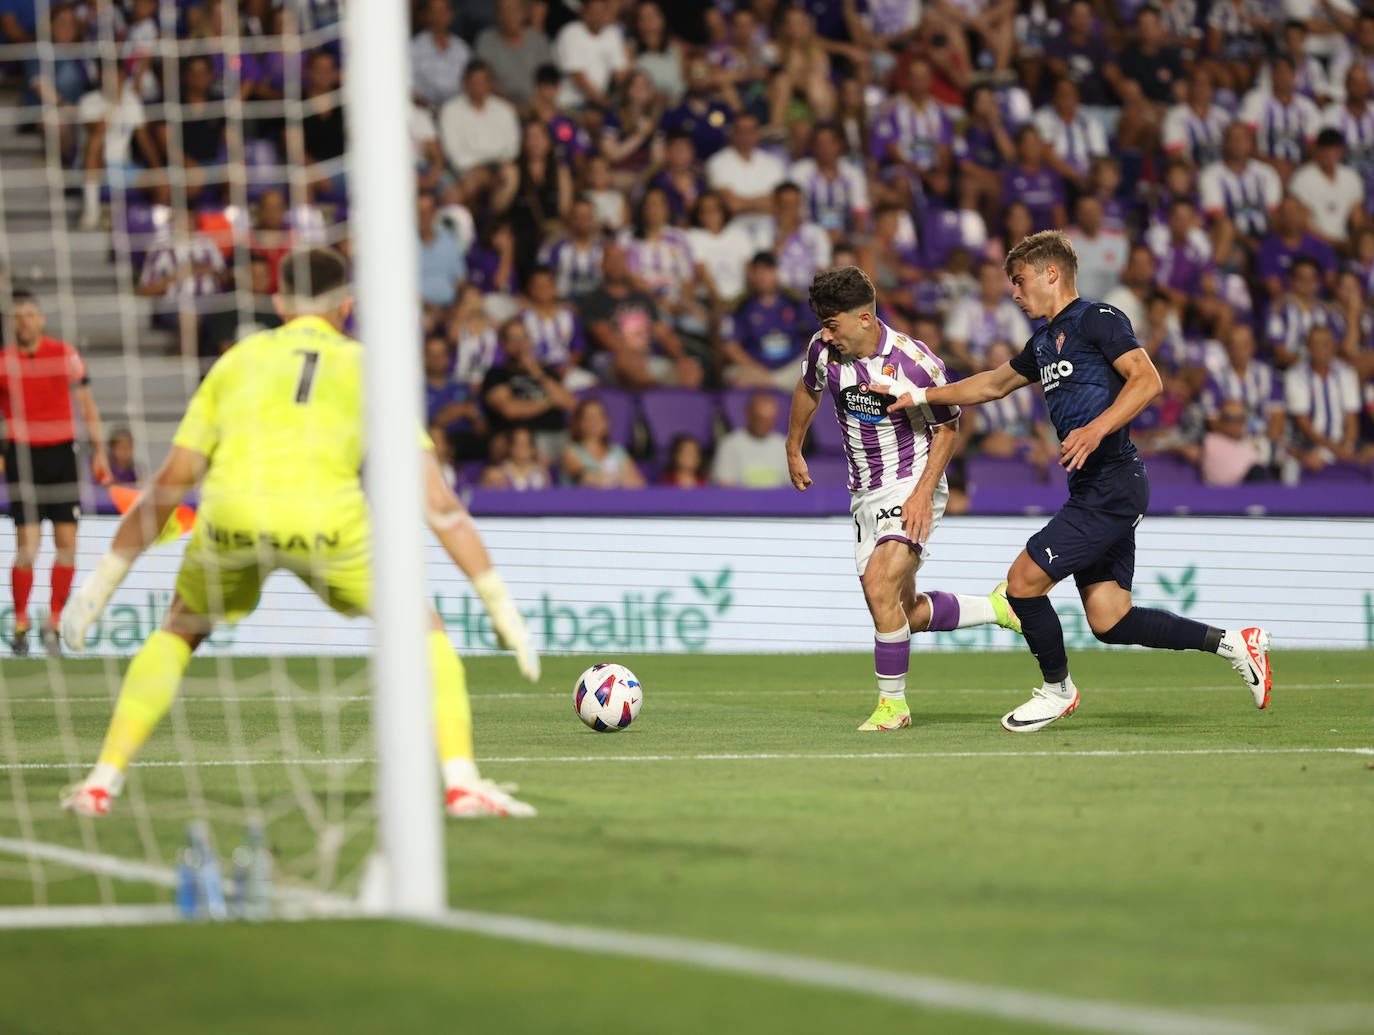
574, 663, 642, 732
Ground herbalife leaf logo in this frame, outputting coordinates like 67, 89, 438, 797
1155, 565, 1197, 613
690, 567, 733, 614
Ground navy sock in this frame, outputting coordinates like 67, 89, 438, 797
1096, 607, 1222, 652
1006, 593, 1069, 683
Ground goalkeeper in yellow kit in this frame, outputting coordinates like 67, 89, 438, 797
60, 247, 540, 819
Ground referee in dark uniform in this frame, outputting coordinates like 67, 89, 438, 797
0, 291, 111, 655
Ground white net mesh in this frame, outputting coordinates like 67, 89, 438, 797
0, 0, 374, 917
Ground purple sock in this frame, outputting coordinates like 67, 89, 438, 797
924, 591, 961, 632
874, 630, 911, 691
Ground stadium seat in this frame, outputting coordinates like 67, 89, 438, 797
965, 456, 1045, 487
1143, 455, 1200, 485
1302, 462, 1372, 483
719, 387, 789, 433
639, 388, 717, 455
577, 387, 637, 447
808, 404, 846, 455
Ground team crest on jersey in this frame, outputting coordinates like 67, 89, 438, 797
1055, 332, 1066, 353
882, 364, 895, 378
841, 383, 893, 423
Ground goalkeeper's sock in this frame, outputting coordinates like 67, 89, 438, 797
430, 630, 476, 786
49, 564, 75, 623
12, 565, 33, 629
95, 630, 193, 780
921, 591, 997, 631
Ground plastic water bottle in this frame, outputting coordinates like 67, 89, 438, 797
231, 822, 274, 921
174, 831, 202, 920
188, 821, 228, 921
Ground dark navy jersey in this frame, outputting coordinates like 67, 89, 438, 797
1009, 297, 1142, 487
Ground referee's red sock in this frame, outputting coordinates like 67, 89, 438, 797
50, 564, 76, 625
12, 566, 34, 630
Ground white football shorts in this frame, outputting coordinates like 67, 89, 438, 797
849, 472, 949, 577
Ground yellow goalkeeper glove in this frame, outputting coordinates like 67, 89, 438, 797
61, 553, 132, 651
472, 569, 540, 682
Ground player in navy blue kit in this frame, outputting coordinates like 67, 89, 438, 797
879, 231, 1273, 732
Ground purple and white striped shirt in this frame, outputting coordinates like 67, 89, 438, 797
1203, 359, 1283, 423
872, 96, 952, 171
624, 228, 695, 304
452, 324, 501, 387
773, 224, 833, 296
521, 304, 586, 368
801, 321, 960, 493
1265, 299, 1345, 360
1162, 102, 1232, 166
1284, 358, 1362, 443
1239, 90, 1322, 164
788, 157, 871, 233
538, 237, 605, 299
1322, 101, 1374, 188
975, 388, 1042, 436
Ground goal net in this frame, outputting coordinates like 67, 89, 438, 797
0, 0, 441, 922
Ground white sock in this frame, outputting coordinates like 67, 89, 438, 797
954, 594, 997, 628
1042, 675, 1076, 699
442, 757, 480, 789
90, 761, 125, 795
1216, 630, 1243, 661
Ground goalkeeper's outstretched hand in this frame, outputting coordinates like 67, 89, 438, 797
61, 554, 131, 651
472, 569, 541, 682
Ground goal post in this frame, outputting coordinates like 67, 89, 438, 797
344, 0, 445, 918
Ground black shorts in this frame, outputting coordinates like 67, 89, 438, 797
1026, 458, 1150, 591
4, 441, 81, 527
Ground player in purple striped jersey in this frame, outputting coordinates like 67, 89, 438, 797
787, 267, 1022, 732
882, 232, 1273, 733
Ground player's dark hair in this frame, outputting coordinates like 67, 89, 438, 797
1003, 229, 1079, 283
808, 266, 876, 320
278, 246, 348, 300
11, 289, 39, 309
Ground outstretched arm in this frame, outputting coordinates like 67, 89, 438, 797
422, 450, 539, 681
74, 384, 111, 484
61, 445, 207, 650
785, 379, 822, 490
881, 362, 1032, 413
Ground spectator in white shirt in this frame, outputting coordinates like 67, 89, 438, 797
554, 0, 630, 110
438, 60, 521, 206
1034, 77, 1107, 190
411, 0, 471, 110
1161, 66, 1231, 167
1240, 54, 1323, 181
944, 259, 1034, 372
712, 390, 790, 487
78, 60, 159, 230
1066, 196, 1129, 302
1284, 324, 1372, 470
706, 112, 787, 232
1287, 127, 1367, 246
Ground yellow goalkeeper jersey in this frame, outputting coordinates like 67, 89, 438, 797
173, 315, 366, 516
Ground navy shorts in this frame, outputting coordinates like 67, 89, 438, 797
1026, 459, 1150, 590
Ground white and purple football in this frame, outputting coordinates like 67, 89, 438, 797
574, 663, 642, 732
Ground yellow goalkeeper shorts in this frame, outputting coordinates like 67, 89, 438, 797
175, 498, 371, 623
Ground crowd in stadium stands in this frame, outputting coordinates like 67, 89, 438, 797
9, 0, 1374, 493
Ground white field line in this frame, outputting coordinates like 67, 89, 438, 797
4, 682, 1370, 705
422, 910, 1286, 1035
0, 838, 1286, 1035
1, 746, 1371, 772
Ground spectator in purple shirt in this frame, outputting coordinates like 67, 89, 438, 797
662, 54, 739, 161
424, 334, 487, 461
1256, 195, 1337, 301
958, 83, 1017, 227
648, 129, 707, 226
1000, 126, 1067, 232
872, 56, 955, 200
719, 252, 812, 390
1044, 0, 1117, 111
528, 64, 595, 168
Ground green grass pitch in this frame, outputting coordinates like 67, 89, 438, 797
0, 649, 1371, 1035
